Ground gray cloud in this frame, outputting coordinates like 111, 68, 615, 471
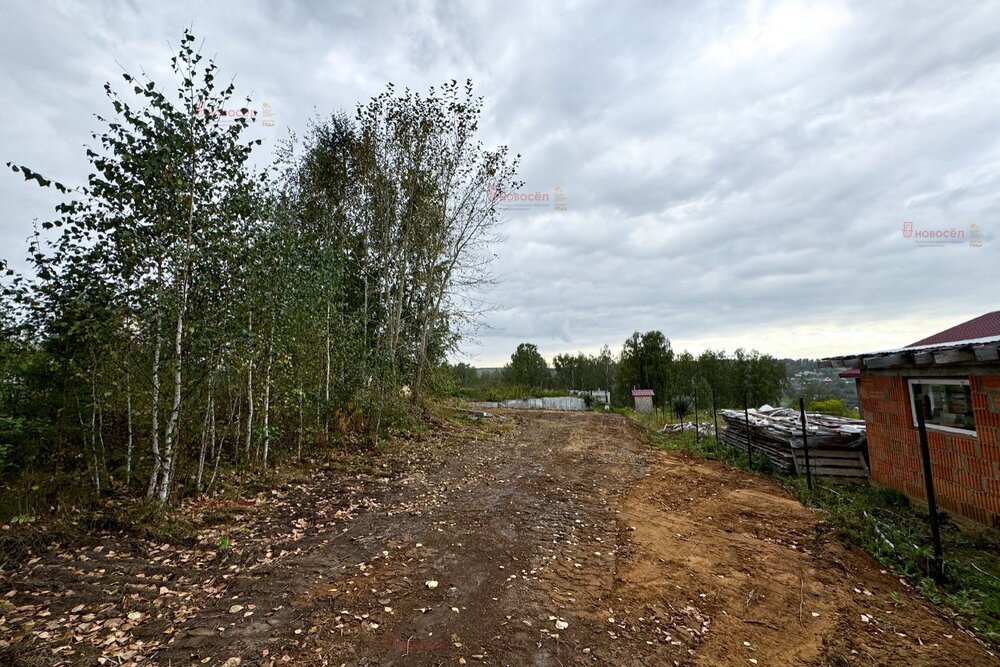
1, 0, 997, 365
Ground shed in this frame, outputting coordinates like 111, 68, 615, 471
631, 389, 654, 413
820, 311, 1000, 527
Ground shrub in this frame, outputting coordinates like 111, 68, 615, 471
670, 395, 692, 420
807, 398, 847, 416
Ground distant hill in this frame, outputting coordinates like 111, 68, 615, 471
781, 358, 858, 408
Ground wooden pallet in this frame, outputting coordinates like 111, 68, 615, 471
719, 432, 796, 472
792, 448, 869, 479
719, 408, 870, 479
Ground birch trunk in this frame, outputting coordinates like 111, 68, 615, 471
88, 378, 101, 494
206, 391, 231, 494
262, 324, 274, 468
297, 387, 304, 462
146, 307, 164, 498
157, 275, 188, 502
78, 397, 99, 494
245, 312, 255, 465
196, 384, 212, 493
97, 407, 108, 484
325, 298, 331, 439
156, 58, 199, 503
125, 365, 134, 485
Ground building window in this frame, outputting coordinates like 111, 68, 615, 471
908, 379, 976, 436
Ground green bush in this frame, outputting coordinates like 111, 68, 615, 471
807, 398, 847, 416
0, 438, 11, 476
670, 395, 692, 420
452, 384, 571, 403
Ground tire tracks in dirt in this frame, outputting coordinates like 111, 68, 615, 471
4, 411, 996, 666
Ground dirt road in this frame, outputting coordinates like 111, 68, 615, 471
2, 411, 996, 665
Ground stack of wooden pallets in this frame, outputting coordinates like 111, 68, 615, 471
719, 407, 869, 479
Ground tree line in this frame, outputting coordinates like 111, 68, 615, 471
447, 331, 789, 409
0, 31, 519, 505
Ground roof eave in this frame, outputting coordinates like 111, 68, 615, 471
819, 338, 1000, 372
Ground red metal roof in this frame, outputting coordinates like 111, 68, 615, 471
906, 311, 1000, 348
631, 389, 654, 397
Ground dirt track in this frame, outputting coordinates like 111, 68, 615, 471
2, 411, 997, 665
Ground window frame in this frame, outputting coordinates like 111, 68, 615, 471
906, 378, 977, 437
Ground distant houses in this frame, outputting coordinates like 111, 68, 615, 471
631, 389, 654, 413
821, 311, 1000, 527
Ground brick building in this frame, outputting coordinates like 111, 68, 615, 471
821, 311, 1000, 527
631, 389, 654, 413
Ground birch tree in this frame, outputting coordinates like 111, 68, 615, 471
3, 51, 521, 504
6, 30, 262, 502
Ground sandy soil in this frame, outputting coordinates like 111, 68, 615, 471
1, 410, 996, 666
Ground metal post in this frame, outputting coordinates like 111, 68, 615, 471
743, 391, 754, 467
712, 385, 720, 445
912, 385, 944, 581
798, 397, 813, 491
693, 380, 699, 446
664, 381, 670, 423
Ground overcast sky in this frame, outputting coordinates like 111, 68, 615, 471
1, 1, 997, 366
